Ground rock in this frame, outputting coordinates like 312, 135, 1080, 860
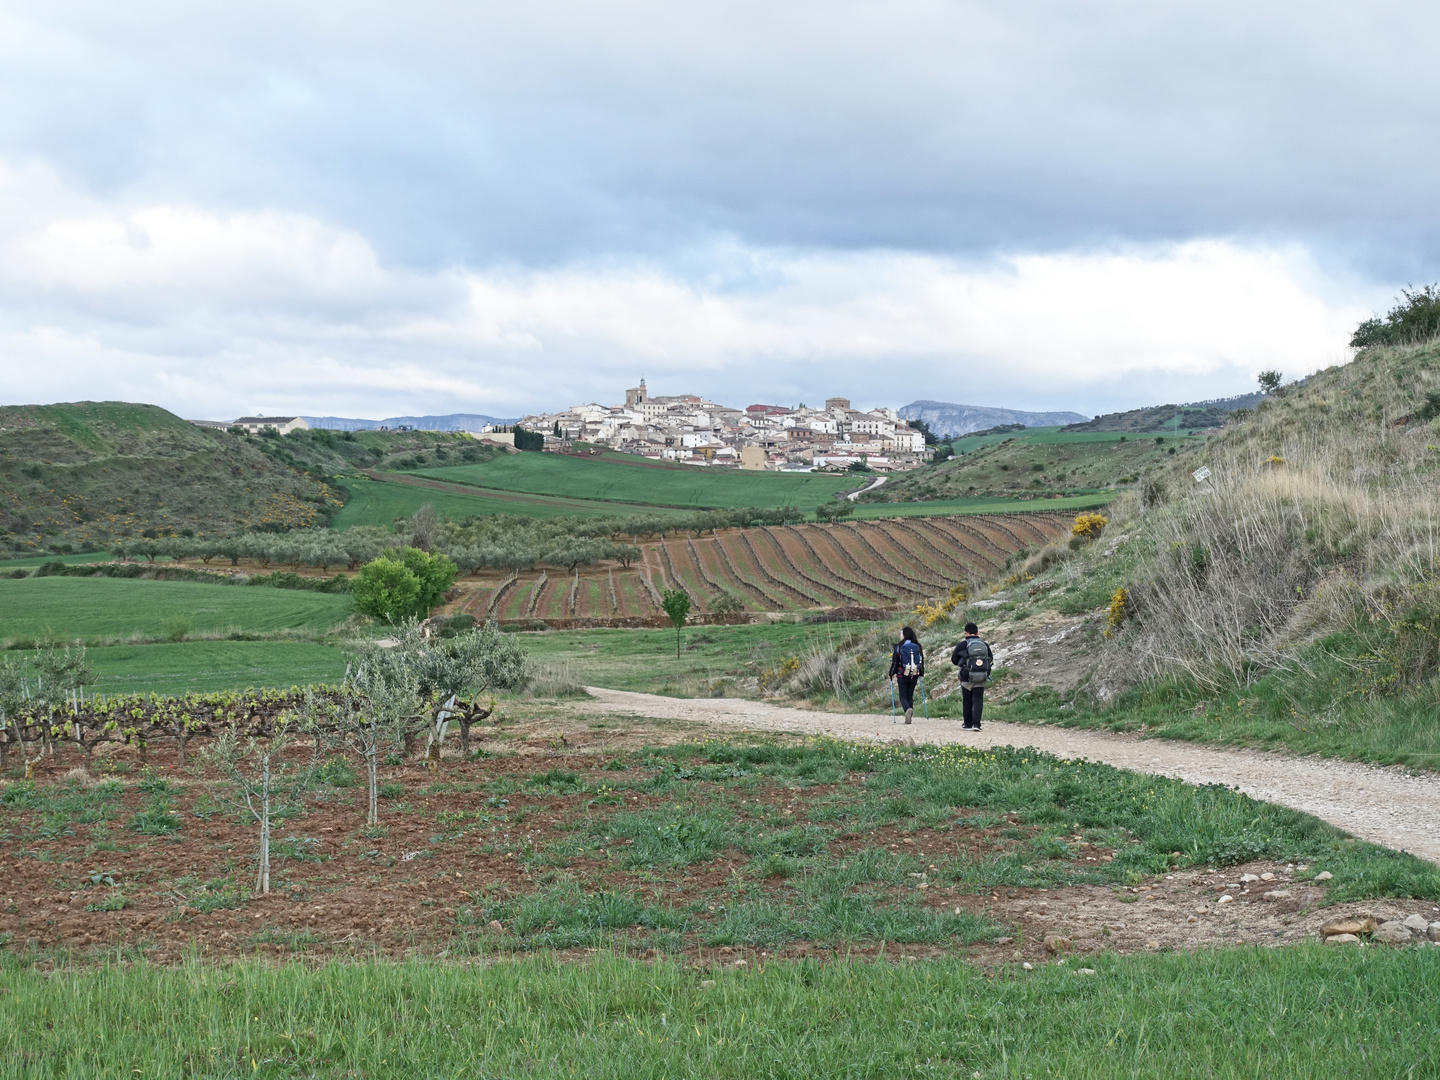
700, 980, 716, 989
1076, 968, 1097, 975
1325, 933, 1361, 945
1259, 872, 1276, 882
1187, 916, 1198, 924
1314, 871, 1333, 882
1262, 891, 1291, 902
992, 937, 1014, 946
1373, 921, 1412, 944
1321, 918, 1374, 937
1428, 923, 1440, 942
733, 959, 748, 967
486, 920, 504, 933
1240, 874, 1259, 884
1022, 962, 1033, 971
1402, 914, 1429, 934
1217, 895, 1234, 905
1044, 934, 1073, 954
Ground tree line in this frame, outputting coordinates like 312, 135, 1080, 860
102, 504, 839, 577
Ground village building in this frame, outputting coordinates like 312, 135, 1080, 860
515, 381, 932, 471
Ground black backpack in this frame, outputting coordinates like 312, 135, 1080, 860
955, 637, 992, 685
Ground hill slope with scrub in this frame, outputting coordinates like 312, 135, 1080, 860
0, 402, 492, 554
769, 342, 1440, 768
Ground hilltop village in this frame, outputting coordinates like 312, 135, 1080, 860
513, 380, 931, 471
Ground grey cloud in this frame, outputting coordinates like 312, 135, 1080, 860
4, 0, 1439, 275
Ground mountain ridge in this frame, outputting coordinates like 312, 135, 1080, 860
898, 400, 1089, 437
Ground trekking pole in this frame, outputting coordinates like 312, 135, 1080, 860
890, 680, 897, 724
920, 677, 928, 720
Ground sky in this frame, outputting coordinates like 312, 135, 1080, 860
0, 0, 1434, 420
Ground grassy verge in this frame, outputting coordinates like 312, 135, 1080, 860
3, 948, 1437, 1079
515, 619, 882, 695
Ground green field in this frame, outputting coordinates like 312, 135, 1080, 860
331, 474, 681, 529
0, 576, 352, 644
3, 949, 1435, 1078
846, 492, 1113, 519
82, 640, 346, 694
948, 425, 1207, 454
0, 551, 113, 568
410, 452, 859, 509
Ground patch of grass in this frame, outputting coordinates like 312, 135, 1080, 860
4, 950, 1439, 1077
79, 640, 347, 695
0, 575, 351, 644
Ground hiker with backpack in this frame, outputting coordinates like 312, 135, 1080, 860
951, 622, 992, 730
888, 626, 925, 724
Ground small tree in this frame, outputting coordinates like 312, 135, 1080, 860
410, 621, 527, 761
1257, 369, 1283, 394
0, 655, 26, 773
661, 589, 691, 659
351, 556, 421, 623
203, 711, 311, 896
339, 642, 423, 826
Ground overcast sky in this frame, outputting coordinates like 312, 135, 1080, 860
0, 0, 1433, 419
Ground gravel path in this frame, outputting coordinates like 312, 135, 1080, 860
579, 688, 1440, 865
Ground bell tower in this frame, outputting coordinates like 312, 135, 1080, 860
626, 378, 648, 409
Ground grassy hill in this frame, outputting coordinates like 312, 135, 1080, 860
0, 401, 490, 553
864, 426, 1196, 504
408, 451, 860, 509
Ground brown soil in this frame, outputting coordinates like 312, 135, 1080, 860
8, 705, 1432, 970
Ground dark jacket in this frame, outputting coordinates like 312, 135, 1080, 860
951, 636, 991, 681
889, 639, 924, 678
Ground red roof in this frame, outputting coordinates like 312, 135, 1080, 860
745, 404, 790, 415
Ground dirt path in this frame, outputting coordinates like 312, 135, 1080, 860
578, 688, 1440, 865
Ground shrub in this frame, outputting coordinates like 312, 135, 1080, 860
1072, 512, 1108, 540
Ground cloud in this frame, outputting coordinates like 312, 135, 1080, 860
0, 160, 1373, 418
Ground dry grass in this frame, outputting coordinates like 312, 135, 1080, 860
1106, 342, 1440, 691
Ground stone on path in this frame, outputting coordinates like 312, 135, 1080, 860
1372, 921, 1412, 944
1325, 933, 1361, 945
1402, 914, 1429, 934
1314, 871, 1333, 882
1321, 917, 1374, 937
1262, 890, 1291, 902
1429, 923, 1440, 942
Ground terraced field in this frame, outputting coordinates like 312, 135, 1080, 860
449, 512, 1068, 621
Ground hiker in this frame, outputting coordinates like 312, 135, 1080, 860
888, 625, 925, 724
951, 622, 992, 730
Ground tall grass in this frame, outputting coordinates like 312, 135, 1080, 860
1106, 342, 1440, 695
3, 950, 1437, 1078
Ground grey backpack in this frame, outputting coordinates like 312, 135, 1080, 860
960, 638, 992, 685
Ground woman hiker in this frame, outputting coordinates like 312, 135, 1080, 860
888, 625, 925, 724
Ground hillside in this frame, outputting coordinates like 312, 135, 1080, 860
899, 400, 1088, 436
1061, 392, 1264, 433
0, 402, 493, 554
301, 412, 517, 431
860, 426, 1193, 504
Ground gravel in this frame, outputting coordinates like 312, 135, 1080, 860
578, 688, 1440, 865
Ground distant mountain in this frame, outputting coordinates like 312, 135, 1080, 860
301, 413, 517, 432
898, 400, 1089, 437
1060, 392, 1265, 433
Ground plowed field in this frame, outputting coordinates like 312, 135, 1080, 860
448, 513, 1068, 621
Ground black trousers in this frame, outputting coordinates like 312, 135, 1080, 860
961, 685, 985, 727
895, 675, 919, 712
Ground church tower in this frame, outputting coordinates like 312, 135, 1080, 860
626, 378, 648, 409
